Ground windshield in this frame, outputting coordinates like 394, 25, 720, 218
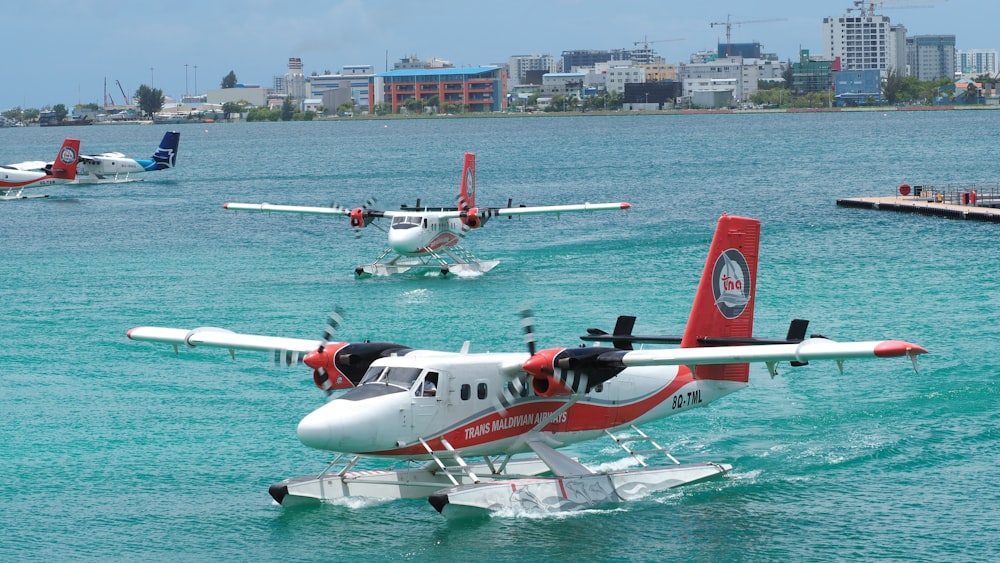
391, 216, 421, 229
359, 365, 423, 389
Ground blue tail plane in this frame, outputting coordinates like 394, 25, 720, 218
138, 131, 180, 171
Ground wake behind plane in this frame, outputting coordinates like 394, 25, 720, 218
1, 138, 80, 199
127, 215, 927, 517
224, 152, 631, 276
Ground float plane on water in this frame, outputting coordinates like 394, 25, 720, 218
223, 152, 631, 276
127, 214, 927, 518
74, 130, 180, 184
0, 138, 79, 199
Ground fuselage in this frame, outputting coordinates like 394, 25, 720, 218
78, 154, 158, 179
387, 213, 467, 256
295, 351, 746, 459
0, 167, 70, 188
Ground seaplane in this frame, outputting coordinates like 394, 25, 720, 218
223, 152, 631, 276
126, 214, 927, 518
74, 130, 180, 184
0, 138, 80, 199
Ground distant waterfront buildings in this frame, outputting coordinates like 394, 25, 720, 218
508, 54, 558, 88
957, 49, 998, 75
907, 35, 957, 81
369, 67, 507, 113
823, 12, 906, 78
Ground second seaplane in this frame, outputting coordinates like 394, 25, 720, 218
223, 152, 631, 276
127, 215, 927, 518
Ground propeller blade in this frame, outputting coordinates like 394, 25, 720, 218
519, 306, 537, 356
320, 306, 346, 347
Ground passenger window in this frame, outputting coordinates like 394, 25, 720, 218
460, 384, 471, 400
477, 382, 487, 400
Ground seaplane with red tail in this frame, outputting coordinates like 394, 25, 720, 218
126, 215, 927, 518
1, 138, 79, 199
223, 152, 631, 276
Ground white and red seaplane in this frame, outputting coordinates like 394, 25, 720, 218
127, 215, 926, 517
223, 152, 631, 276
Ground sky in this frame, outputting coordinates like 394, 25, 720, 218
0, 0, 987, 111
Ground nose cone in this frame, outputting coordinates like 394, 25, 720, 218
388, 226, 421, 256
296, 408, 333, 450
522, 348, 562, 378
296, 395, 397, 453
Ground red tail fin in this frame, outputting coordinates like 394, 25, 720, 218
458, 152, 476, 210
50, 138, 80, 180
681, 215, 761, 382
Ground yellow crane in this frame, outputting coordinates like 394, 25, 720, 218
709, 15, 785, 57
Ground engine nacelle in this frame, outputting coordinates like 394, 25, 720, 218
522, 346, 626, 397
305, 341, 414, 391
463, 207, 483, 229
349, 207, 366, 228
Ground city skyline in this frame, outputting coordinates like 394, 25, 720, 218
1, 0, 991, 110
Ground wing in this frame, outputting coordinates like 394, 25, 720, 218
615, 338, 927, 368
490, 202, 631, 217
127, 326, 321, 357
223, 202, 353, 216
5, 160, 50, 172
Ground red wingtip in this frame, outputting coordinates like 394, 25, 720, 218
621, 202, 632, 209
223, 203, 230, 209
874, 340, 928, 357
126, 328, 134, 339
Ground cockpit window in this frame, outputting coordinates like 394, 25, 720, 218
391, 216, 421, 229
359, 365, 422, 390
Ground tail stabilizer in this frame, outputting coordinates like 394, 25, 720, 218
457, 152, 476, 210
50, 138, 80, 180
681, 215, 761, 382
149, 131, 180, 170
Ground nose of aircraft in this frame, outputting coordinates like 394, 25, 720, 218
295, 397, 390, 453
388, 225, 421, 255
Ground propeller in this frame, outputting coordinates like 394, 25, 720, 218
304, 307, 347, 396
348, 196, 379, 237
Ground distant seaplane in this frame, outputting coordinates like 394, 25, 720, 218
127, 214, 927, 517
74, 130, 179, 183
224, 152, 631, 276
0, 138, 79, 199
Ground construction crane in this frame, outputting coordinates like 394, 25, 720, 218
709, 15, 785, 57
633, 36, 684, 50
848, 0, 936, 17
116, 80, 130, 107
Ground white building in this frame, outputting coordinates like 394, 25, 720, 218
679, 56, 773, 104
508, 54, 557, 88
283, 57, 307, 101
823, 13, 907, 77
957, 49, 999, 75
604, 62, 645, 94
308, 65, 374, 109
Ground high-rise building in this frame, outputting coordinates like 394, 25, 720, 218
508, 54, 557, 87
823, 13, 906, 78
957, 49, 998, 75
907, 35, 956, 81
284, 57, 306, 100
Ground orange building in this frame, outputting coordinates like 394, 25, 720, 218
370, 67, 508, 114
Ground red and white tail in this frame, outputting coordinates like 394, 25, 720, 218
50, 138, 80, 181
680, 215, 761, 382
457, 152, 476, 211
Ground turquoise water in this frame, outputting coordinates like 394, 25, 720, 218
2, 113, 998, 561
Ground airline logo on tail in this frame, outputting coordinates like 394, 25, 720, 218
713, 249, 751, 319
148, 131, 180, 170
59, 145, 78, 166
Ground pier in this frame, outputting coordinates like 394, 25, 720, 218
837, 184, 1000, 223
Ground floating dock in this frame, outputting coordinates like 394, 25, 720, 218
837, 184, 1000, 223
